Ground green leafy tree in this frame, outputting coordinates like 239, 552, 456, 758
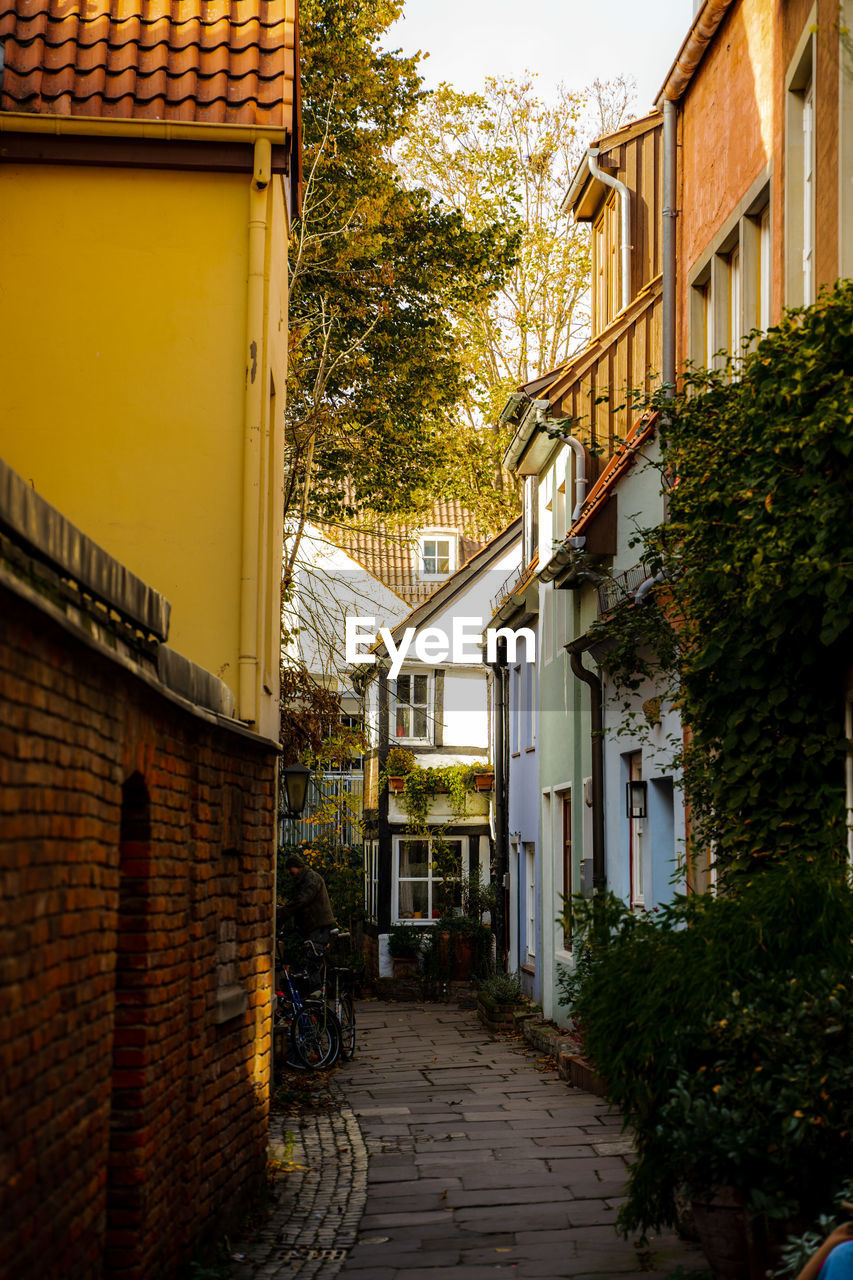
594, 280, 853, 876
283, 0, 519, 587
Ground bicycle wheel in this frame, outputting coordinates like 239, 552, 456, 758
291, 1000, 341, 1069
335, 992, 356, 1060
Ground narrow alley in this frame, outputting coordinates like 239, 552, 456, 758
236, 1002, 706, 1280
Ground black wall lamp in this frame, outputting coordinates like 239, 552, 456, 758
626, 780, 648, 820
282, 763, 311, 819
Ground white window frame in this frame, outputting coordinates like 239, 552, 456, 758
688, 176, 771, 369
392, 835, 464, 924
627, 751, 645, 910
785, 16, 816, 308
418, 531, 457, 580
524, 842, 536, 961
392, 671, 433, 745
365, 839, 379, 922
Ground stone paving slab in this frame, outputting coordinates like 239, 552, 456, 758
229, 1001, 706, 1279
334, 1002, 706, 1278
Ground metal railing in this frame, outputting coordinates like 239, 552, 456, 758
280, 773, 364, 849
596, 563, 650, 617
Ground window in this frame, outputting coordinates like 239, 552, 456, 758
561, 794, 572, 949
802, 78, 815, 305
511, 664, 521, 755
593, 192, 620, 335
522, 476, 539, 564
523, 659, 536, 751
727, 243, 741, 355
524, 843, 536, 961
365, 840, 379, 922
689, 181, 771, 368
785, 25, 816, 307
628, 751, 645, 909
394, 836, 463, 921
419, 533, 456, 578
393, 673, 431, 742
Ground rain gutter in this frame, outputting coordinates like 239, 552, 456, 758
239, 138, 271, 725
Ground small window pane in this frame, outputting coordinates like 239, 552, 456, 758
396, 675, 410, 702
399, 840, 429, 877
413, 675, 428, 705
412, 708, 427, 739
395, 707, 410, 737
398, 879, 429, 918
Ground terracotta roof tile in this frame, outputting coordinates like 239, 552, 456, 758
0, 0, 296, 126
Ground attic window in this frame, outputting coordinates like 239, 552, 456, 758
419, 533, 456, 579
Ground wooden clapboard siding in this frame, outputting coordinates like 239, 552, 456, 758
546, 112, 664, 482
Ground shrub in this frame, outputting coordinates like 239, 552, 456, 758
565, 858, 853, 1237
387, 923, 423, 958
385, 745, 416, 775
478, 970, 523, 1005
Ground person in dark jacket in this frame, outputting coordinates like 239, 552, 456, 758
277, 854, 337, 984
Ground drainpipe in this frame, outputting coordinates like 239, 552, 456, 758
565, 637, 606, 893
662, 100, 677, 396
536, 409, 588, 526
587, 148, 632, 312
491, 639, 509, 967
239, 138, 271, 725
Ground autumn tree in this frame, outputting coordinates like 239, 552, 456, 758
283, 0, 519, 586
396, 75, 636, 521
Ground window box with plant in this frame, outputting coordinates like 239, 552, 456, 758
477, 970, 524, 1030
385, 745, 416, 792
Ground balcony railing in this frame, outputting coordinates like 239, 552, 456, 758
596, 563, 650, 617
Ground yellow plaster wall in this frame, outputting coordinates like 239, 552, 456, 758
0, 161, 288, 739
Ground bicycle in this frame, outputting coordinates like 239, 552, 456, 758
274, 938, 341, 1071
321, 930, 356, 1060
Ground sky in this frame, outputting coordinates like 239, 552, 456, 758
388, 0, 696, 117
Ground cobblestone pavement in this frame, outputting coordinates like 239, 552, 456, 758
231, 1001, 706, 1279
230, 1100, 367, 1280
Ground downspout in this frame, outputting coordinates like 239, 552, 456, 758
587, 148, 632, 312
565, 637, 605, 893
239, 137, 271, 725
491, 639, 509, 967
534, 407, 587, 530
662, 100, 678, 396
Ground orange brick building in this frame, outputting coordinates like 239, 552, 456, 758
657, 0, 853, 370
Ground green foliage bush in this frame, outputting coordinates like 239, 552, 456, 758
478, 970, 523, 1005
596, 280, 853, 878
562, 858, 853, 1236
387, 923, 423, 958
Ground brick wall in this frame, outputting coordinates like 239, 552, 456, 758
0, 579, 278, 1279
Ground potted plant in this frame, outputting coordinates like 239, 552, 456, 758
477, 970, 524, 1030
387, 923, 423, 977
385, 745, 415, 792
472, 763, 495, 791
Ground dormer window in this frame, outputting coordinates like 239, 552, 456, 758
418, 532, 457, 579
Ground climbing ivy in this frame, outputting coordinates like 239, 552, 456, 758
596, 280, 853, 876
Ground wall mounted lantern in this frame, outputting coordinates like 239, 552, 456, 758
626, 780, 648, 820
282, 763, 311, 819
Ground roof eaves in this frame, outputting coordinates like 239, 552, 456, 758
654, 0, 736, 106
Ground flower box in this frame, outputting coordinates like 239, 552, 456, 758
388, 776, 405, 792
474, 773, 494, 791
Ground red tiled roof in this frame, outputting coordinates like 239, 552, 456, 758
320, 499, 498, 609
0, 0, 296, 126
